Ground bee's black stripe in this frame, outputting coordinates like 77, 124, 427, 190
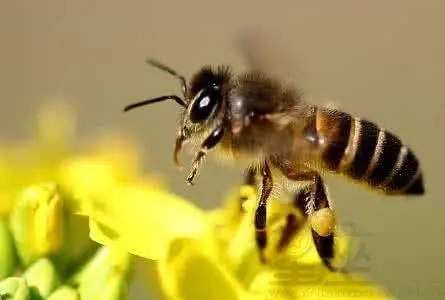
367, 130, 402, 186
404, 172, 425, 194
321, 111, 353, 171
345, 119, 380, 179
382, 146, 420, 193
362, 129, 385, 179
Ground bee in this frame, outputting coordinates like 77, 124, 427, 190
123, 50, 425, 271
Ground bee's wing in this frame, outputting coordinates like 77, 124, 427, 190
233, 29, 301, 81
233, 29, 269, 72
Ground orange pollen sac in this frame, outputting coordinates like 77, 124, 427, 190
309, 207, 337, 237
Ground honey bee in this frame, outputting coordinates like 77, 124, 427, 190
123, 48, 424, 270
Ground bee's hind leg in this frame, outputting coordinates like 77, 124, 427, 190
305, 174, 340, 272
270, 159, 340, 271
296, 173, 339, 271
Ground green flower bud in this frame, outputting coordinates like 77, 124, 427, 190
70, 247, 132, 300
0, 277, 30, 300
23, 258, 60, 298
46, 286, 79, 300
10, 183, 64, 267
0, 217, 17, 280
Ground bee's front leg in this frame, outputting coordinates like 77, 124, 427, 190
186, 125, 224, 185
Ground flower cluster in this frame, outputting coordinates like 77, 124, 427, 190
80, 179, 393, 299
0, 103, 132, 299
0, 102, 392, 299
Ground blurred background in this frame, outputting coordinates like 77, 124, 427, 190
1, 0, 444, 299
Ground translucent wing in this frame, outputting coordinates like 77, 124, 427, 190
233, 28, 302, 83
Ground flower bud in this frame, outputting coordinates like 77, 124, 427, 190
0, 277, 30, 300
0, 217, 17, 280
10, 183, 64, 266
23, 257, 60, 298
47, 286, 80, 300
70, 246, 131, 300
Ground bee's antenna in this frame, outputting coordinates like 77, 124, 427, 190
147, 58, 187, 96
123, 59, 188, 112
123, 95, 186, 112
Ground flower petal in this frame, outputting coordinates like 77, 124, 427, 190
248, 264, 392, 299
80, 132, 144, 182
77, 182, 217, 261
157, 238, 249, 300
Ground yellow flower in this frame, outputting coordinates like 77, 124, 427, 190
72, 169, 393, 299
0, 102, 136, 300
0, 100, 144, 214
0, 101, 137, 274
0, 101, 75, 214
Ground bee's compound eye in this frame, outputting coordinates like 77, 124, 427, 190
189, 88, 221, 123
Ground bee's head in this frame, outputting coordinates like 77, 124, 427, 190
123, 59, 231, 168
181, 65, 231, 136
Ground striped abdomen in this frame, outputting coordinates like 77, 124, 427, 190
307, 107, 424, 195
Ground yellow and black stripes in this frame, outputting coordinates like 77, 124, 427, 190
316, 109, 353, 171
343, 118, 379, 179
310, 107, 424, 195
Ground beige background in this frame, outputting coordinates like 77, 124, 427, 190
1, 0, 444, 299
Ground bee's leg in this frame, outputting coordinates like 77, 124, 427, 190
269, 159, 339, 271
238, 167, 257, 213
303, 174, 340, 272
254, 161, 273, 263
244, 166, 257, 186
276, 189, 308, 252
186, 126, 224, 185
